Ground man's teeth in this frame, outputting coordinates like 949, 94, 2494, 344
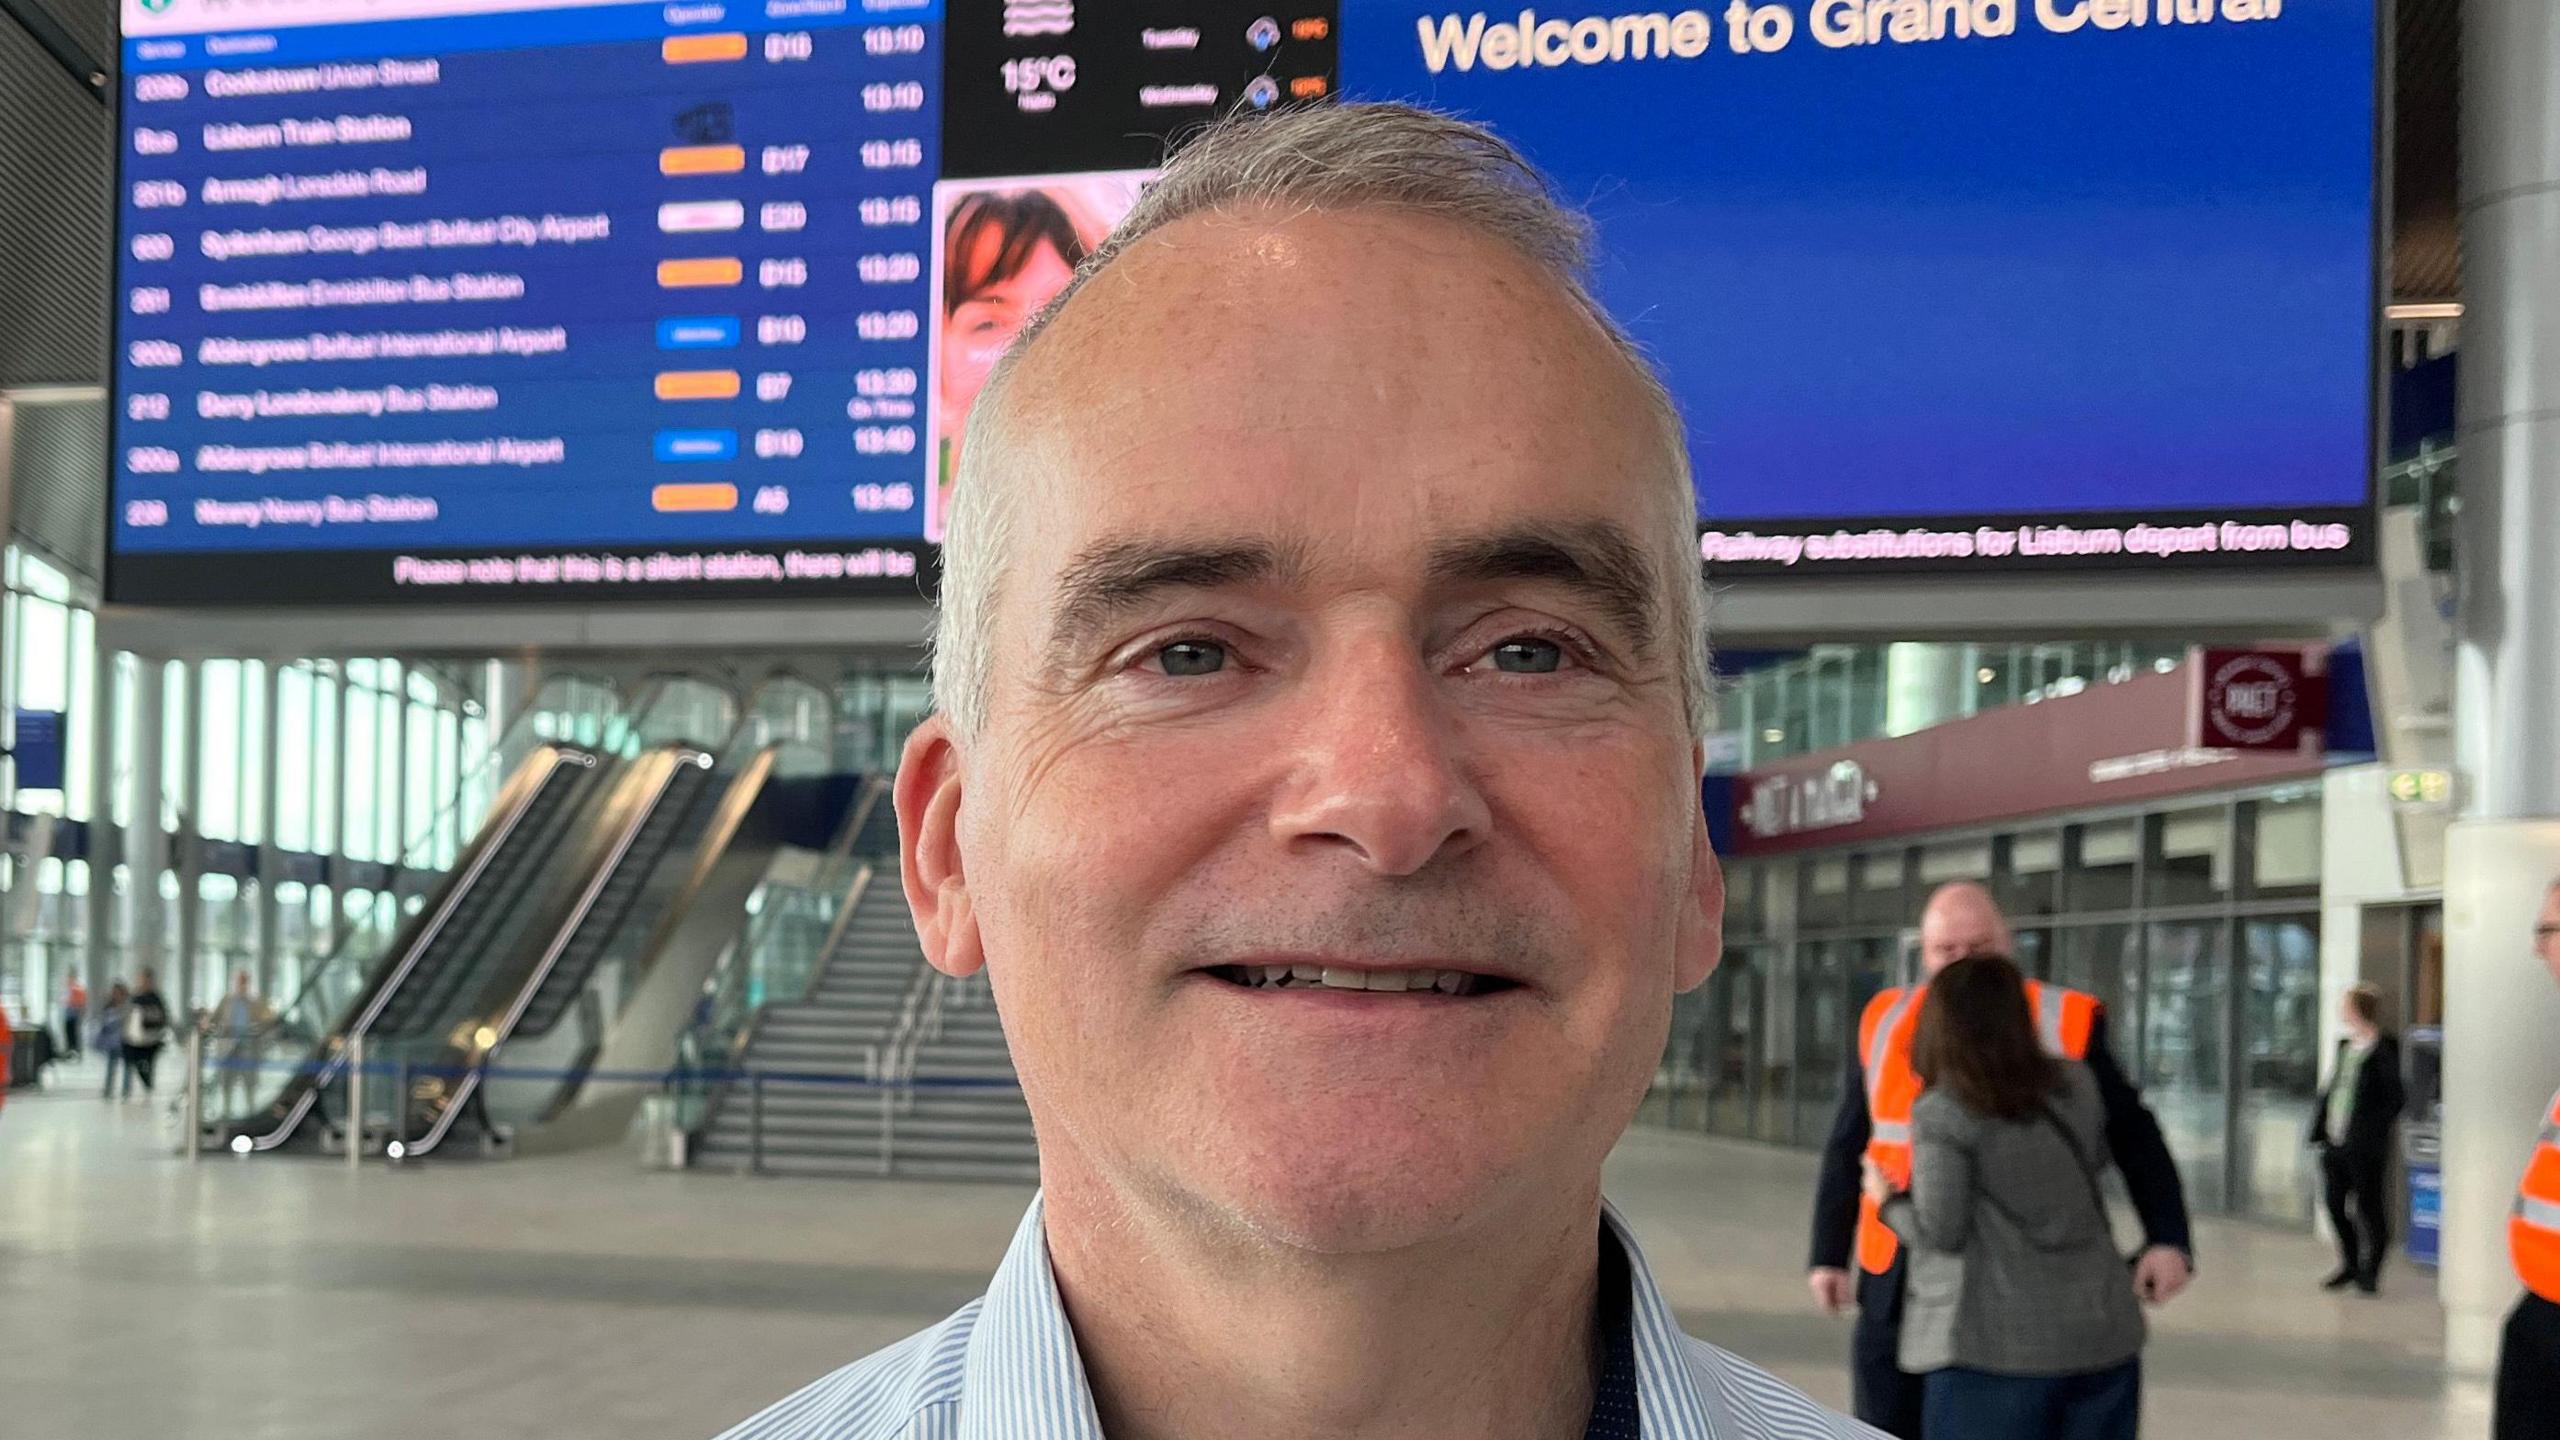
1233, 965, 1480, 995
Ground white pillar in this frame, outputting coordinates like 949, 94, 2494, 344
2442, 0, 2560, 1378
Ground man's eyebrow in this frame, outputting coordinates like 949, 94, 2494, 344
1043, 538, 1310, 657
1427, 522, 1661, 655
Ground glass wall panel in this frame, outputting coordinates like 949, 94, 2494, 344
2240, 915, 2323, 1223
1850, 852, 1907, 927
275, 665, 313, 851
344, 674, 380, 862
161, 660, 190, 833
2053, 923, 2140, 1068
2001, 829, 2063, 919
1704, 947, 1773, 1140
198, 660, 241, 841
2074, 821, 2138, 911
237, 660, 267, 845
408, 694, 440, 860
309, 665, 339, 855
1802, 856, 1851, 929
1793, 942, 1850, 1145
65, 606, 95, 822
2150, 807, 2232, 906
2142, 919, 2231, 1213
2248, 793, 2323, 900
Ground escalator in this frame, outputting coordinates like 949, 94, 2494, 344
218, 743, 605, 1152
488, 676, 839, 1155
386, 744, 726, 1156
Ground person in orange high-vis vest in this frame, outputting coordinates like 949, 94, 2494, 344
1807, 883, 2194, 1440
2493, 881, 2560, 1440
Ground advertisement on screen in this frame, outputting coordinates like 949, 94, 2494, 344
926, 169, 1147, 543
105, 0, 2376, 606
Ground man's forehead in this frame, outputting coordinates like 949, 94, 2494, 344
995, 208, 1669, 583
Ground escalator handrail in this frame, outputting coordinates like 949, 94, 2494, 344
227, 744, 598, 1151
492, 746, 713, 1044
528, 742, 790, 1135
340, 746, 599, 1048
237, 677, 620, 1041
401, 745, 714, 1156
232, 743, 595, 1052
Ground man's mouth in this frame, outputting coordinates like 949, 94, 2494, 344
1200, 964, 1520, 998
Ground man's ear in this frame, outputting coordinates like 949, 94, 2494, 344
1674, 751, 1725, 994
897, 715, 984, 979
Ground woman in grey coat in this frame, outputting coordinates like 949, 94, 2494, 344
1862, 954, 2147, 1440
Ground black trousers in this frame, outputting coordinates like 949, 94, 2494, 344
60, 1007, 81, 1058
2497, 1294, 2560, 1440
123, 1043, 159, 1093
1852, 1260, 1927, 1440
2320, 1145, 2391, 1280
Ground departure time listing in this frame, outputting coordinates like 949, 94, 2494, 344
112, 0, 944, 600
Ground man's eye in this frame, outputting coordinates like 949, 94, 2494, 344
1489, 638, 1566, 674
1154, 640, 1228, 677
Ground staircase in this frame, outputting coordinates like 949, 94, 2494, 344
879, 975, 1039, 1181
693, 873, 1038, 1181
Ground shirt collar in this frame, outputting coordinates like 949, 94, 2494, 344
959, 1194, 1724, 1440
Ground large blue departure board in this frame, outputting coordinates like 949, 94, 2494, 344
108, 0, 2374, 606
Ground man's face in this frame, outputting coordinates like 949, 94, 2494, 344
2537, 886, 2560, 989
1920, 897, 2005, 977
904, 208, 1721, 1252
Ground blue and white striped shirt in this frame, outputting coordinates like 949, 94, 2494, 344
714, 1196, 1882, 1440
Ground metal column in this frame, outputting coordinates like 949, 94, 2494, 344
82, 641, 119, 999
175, 662, 202, 1014
254, 659, 283, 999
2443, 0, 2560, 1379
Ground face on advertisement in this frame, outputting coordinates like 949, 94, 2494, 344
897, 205, 1721, 1262
939, 190, 1089, 446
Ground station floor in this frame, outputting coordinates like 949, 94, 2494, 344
2, 1059, 2484, 1440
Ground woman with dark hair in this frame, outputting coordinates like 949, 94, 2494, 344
935, 189, 1092, 498
1861, 954, 2146, 1439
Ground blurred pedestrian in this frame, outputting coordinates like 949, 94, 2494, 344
2494, 879, 2560, 1439
94, 981, 130, 1098
208, 969, 269, 1114
121, 968, 171, 1099
61, 974, 86, 1059
2309, 982, 2405, 1294
1863, 954, 2146, 1440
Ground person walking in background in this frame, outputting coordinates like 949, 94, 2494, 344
121, 968, 171, 1099
94, 981, 129, 1099
208, 969, 269, 1115
2309, 982, 2405, 1294
1863, 954, 2146, 1440
2494, 879, 2560, 1439
60, 974, 85, 1060
1810, 881, 2190, 1439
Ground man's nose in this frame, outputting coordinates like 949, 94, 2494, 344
1266, 642, 1491, 877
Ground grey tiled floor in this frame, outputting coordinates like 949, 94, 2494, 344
2, 1059, 2482, 1438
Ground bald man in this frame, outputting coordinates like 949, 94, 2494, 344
1806, 881, 2192, 1439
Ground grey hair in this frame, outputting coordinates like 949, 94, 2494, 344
931, 102, 1712, 743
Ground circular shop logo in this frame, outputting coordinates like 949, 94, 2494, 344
2205, 655, 2298, 746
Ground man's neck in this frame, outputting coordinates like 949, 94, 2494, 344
1041, 1167, 1606, 1440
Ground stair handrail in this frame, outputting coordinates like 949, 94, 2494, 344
797, 777, 892, 1004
